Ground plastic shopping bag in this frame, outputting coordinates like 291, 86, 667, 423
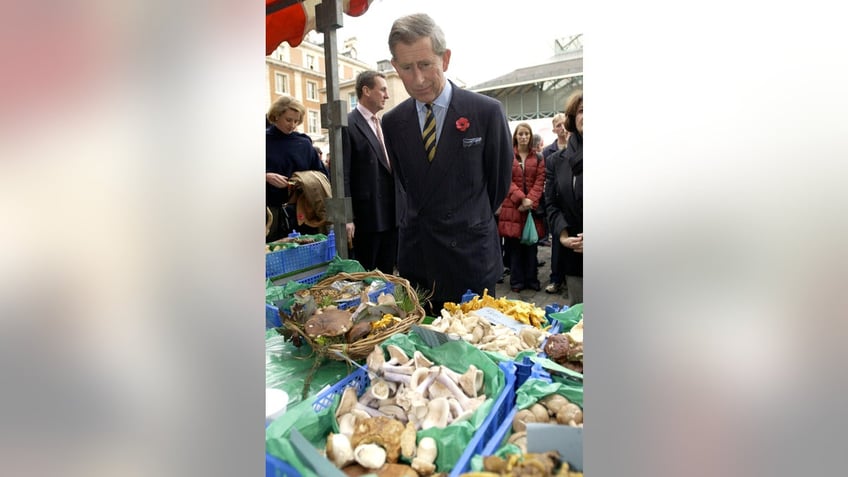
520, 213, 539, 245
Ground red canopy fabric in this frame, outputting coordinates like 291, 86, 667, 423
266, 0, 373, 55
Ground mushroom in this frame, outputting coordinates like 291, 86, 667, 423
529, 403, 550, 423
347, 320, 373, 343
367, 345, 386, 373
540, 394, 570, 415
350, 416, 405, 463
556, 403, 583, 425
354, 443, 386, 470
304, 308, 353, 339
378, 405, 408, 423
420, 397, 450, 430
426, 380, 454, 400
440, 365, 484, 396
434, 369, 485, 413
338, 412, 359, 437
336, 385, 386, 419
400, 421, 417, 460
368, 378, 393, 401
411, 437, 438, 475
325, 432, 354, 468
412, 351, 433, 369
507, 431, 528, 453
512, 408, 537, 432
385, 345, 409, 365
457, 365, 484, 398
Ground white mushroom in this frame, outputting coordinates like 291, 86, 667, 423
385, 345, 409, 365
337, 413, 359, 437
336, 385, 387, 418
400, 421, 417, 460
412, 351, 433, 369
353, 443, 387, 469
427, 380, 454, 400
380, 363, 417, 376
382, 371, 411, 386
434, 371, 486, 413
368, 378, 392, 401
366, 345, 385, 373
411, 437, 438, 475
421, 397, 450, 430
458, 365, 484, 398
378, 404, 408, 423
325, 432, 354, 468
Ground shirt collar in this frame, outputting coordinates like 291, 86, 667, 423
356, 103, 378, 122
416, 80, 453, 113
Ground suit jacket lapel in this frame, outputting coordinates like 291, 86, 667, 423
354, 111, 391, 173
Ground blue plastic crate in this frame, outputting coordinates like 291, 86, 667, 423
266, 452, 301, 477
480, 372, 555, 458
334, 281, 395, 311
310, 360, 516, 476
266, 234, 332, 279
449, 360, 517, 477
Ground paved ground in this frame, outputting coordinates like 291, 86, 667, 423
494, 241, 572, 311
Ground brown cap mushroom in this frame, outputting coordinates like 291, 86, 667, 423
304, 308, 353, 338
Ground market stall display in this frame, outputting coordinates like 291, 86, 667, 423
266, 333, 518, 477
281, 270, 426, 361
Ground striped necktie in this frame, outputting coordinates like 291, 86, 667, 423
422, 103, 436, 162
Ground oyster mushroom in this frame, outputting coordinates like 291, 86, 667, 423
457, 365, 484, 398
385, 345, 409, 365
420, 397, 450, 430
354, 443, 386, 469
434, 369, 486, 412
412, 351, 433, 369
304, 308, 353, 339
367, 345, 386, 373
336, 386, 385, 419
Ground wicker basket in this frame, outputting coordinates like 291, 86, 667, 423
282, 270, 426, 361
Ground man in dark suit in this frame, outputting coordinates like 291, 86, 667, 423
383, 13, 513, 314
342, 70, 397, 274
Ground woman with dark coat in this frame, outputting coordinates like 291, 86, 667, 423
497, 122, 546, 292
266, 95, 328, 241
544, 91, 583, 305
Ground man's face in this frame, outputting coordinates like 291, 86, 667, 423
364, 76, 389, 113
553, 120, 567, 139
391, 37, 451, 104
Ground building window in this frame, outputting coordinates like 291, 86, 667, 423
348, 93, 357, 112
274, 72, 288, 94
307, 81, 318, 101
307, 110, 320, 134
306, 54, 316, 70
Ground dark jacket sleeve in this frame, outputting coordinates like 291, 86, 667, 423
486, 103, 514, 212
545, 150, 570, 239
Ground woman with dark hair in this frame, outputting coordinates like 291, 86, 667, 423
544, 91, 583, 305
497, 122, 546, 293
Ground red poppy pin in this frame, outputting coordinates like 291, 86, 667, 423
456, 117, 470, 132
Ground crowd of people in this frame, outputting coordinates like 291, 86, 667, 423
266, 12, 583, 310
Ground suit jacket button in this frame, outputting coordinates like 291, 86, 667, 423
450, 241, 457, 247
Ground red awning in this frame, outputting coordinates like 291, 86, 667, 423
266, 0, 373, 55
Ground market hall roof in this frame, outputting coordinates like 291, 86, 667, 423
468, 53, 583, 96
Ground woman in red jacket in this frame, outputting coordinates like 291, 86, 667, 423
497, 122, 546, 292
